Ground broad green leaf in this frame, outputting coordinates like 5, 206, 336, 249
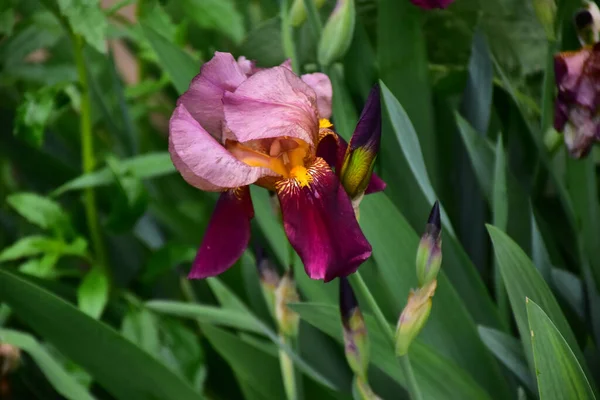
0, 328, 94, 400
7, 192, 70, 235
291, 303, 492, 400
56, 0, 107, 54
181, 0, 245, 44
121, 308, 161, 357
146, 301, 264, 334
493, 137, 507, 231
140, 24, 198, 95
0, 236, 87, 263
0, 269, 201, 400
487, 225, 588, 373
53, 153, 175, 196
358, 194, 507, 397
478, 326, 535, 393
77, 266, 109, 319
202, 324, 286, 399
531, 210, 553, 282
527, 299, 596, 400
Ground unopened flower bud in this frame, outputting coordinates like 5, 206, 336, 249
275, 271, 300, 337
395, 280, 437, 356
339, 277, 369, 380
0, 343, 21, 376
340, 85, 381, 210
255, 246, 280, 317
318, 0, 356, 67
416, 201, 442, 287
532, 0, 557, 40
289, 0, 327, 27
574, 2, 600, 46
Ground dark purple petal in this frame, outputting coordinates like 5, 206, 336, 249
410, 0, 454, 9
276, 158, 372, 282
188, 187, 254, 279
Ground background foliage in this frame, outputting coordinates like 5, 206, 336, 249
1, 0, 599, 399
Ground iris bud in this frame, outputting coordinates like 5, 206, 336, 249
255, 247, 280, 317
395, 280, 437, 356
275, 271, 300, 337
574, 2, 600, 46
340, 277, 370, 380
416, 201, 442, 287
318, 0, 356, 67
340, 85, 381, 210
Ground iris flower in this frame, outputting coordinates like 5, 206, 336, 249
169, 52, 384, 282
554, 46, 600, 158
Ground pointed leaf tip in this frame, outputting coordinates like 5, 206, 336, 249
427, 201, 441, 231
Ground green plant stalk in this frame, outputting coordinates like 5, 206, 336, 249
303, 0, 323, 39
280, 0, 300, 73
349, 273, 422, 400
72, 34, 109, 279
279, 334, 298, 400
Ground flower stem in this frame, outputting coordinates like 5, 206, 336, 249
279, 334, 299, 400
398, 353, 423, 400
349, 272, 423, 400
72, 34, 109, 280
303, 0, 323, 39
280, 0, 300, 73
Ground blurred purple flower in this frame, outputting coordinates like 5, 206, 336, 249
554, 45, 600, 158
410, 0, 454, 10
169, 52, 384, 282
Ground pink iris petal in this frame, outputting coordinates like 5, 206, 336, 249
276, 158, 372, 282
316, 132, 386, 194
301, 73, 333, 119
410, 0, 454, 9
189, 187, 254, 278
223, 66, 319, 146
169, 104, 276, 191
178, 52, 247, 140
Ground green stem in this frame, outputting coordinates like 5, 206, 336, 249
349, 272, 422, 400
72, 34, 109, 279
398, 354, 423, 400
279, 334, 298, 400
280, 0, 300, 73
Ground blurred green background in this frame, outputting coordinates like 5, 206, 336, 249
1, 0, 600, 399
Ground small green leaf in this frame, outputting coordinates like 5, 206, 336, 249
77, 266, 109, 319
0, 328, 94, 400
14, 88, 57, 147
0, 236, 86, 263
7, 192, 71, 235
56, 0, 107, 54
478, 326, 535, 393
527, 299, 596, 399
0, 270, 201, 400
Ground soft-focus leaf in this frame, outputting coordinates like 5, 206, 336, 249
121, 308, 161, 357
487, 225, 588, 374
0, 236, 87, 263
478, 326, 535, 393
0, 328, 94, 400
140, 242, 196, 283
77, 266, 108, 319
53, 153, 175, 196
291, 303, 492, 400
551, 269, 584, 319
527, 299, 596, 400
140, 24, 198, 95
7, 192, 71, 235
13, 87, 57, 148
181, 0, 245, 44
147, 301, 265, 334
0, 269, 201, 400
55, 0, 107, 54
